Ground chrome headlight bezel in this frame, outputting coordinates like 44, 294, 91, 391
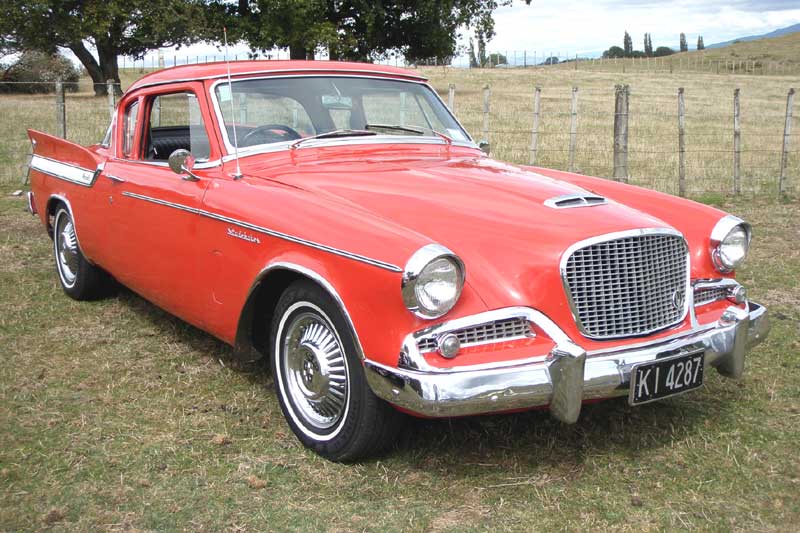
402, 244, 465, 319
710, 215, 751, 273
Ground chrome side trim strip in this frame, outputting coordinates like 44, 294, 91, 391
120, 191, 402, 272
29, 155, 96, 187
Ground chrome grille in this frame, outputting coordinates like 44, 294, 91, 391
417, 317, 532, 353
694, 286, 728, 306
563, 232, 689, 339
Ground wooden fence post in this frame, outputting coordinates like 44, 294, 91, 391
447, 83, 455, 111
613, 85, 629, 182
568, 86, 579, 172
107, 79, 116, 119
678, 87, 686, 197
779, 88, 795, 194
733, 88, 741, 194
529, 87, 541, 165
55, 80, 66, 139
482, 84, 490, 143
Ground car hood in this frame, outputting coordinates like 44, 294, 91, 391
241, 146, 673, 310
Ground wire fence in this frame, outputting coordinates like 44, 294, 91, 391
0, 77, 796, 197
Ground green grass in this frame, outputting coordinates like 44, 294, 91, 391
0, 194, 798, 531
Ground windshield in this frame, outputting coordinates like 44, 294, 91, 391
213, 76, 470, 151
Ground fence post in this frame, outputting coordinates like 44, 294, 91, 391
529, 87, 541, 165
55, 80, 66, 139
568, 86, 579, 172
106, 79, 116, 119
779, 88, 795, 194
678, 87, 686, 197
733, 88, 741, 194
482, 84, 490, 143
447, 83, 455, 111
613, 85, 629, 182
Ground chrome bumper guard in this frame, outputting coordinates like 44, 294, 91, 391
364, 302, 769, 422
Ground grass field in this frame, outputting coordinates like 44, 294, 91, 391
0, 60, 798, 531
0, 195, 798, 531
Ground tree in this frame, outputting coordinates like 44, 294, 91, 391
654, 46, 674, 57
0, 0, 208, 96
697, 36, 705, 50
477, 30, 488, 67
623, 31, 633, 56
488, 52, 506, 66
644, 33, 653, 56
223, 0, 531, 65
679, 32, 688, 52
468, 39, 478, 68
603, 46, 625, 59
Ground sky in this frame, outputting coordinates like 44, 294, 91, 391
135, 0, 800, 65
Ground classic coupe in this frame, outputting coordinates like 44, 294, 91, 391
26, 61, 769, 461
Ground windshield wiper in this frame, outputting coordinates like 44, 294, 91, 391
290, 129, 377, 150
365, 123, 425, 135
365, 123, 454, 145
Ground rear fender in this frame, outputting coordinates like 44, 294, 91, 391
28, 129, 104, 188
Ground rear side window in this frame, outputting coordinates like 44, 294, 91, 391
122, 100, 139, 158
145, 92, 211, 161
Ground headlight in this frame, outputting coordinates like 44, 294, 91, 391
402, 244, 465, 319
710, 215, 751, 273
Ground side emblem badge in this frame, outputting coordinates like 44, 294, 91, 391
227, 227, 260, 244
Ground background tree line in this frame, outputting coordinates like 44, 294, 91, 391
0, 0, 531, 96
603, 31, 705, 59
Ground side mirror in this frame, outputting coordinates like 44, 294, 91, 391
168, 149, 199, 181
478, 140, 490, 155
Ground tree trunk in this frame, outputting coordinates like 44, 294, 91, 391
69, 42, 107, 96
97, 40, 122, 96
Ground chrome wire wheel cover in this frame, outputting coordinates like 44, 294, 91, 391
279, 305, 349, 433
55, 211, 79, 288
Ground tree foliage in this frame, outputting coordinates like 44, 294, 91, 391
221, 0, 531, 64
697, 35, 704, 50
0, 50, 80, 94
602, 45, 625, 59
623, 31, 633, 55
679, 32, 688, 52
644, 33, 653, 57
0, 0, 208, 95
654, 46, 674, 57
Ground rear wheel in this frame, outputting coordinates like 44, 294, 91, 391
270, 280, 404, 462
52, 205, 111, 300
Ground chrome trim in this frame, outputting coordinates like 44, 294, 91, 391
692, 278, 742, 306
29, 155, 97, 187
401, 243, 465, 319
208, 75, 476, 158
105, 174, 126, 183
417, 316, 534, 353
130, 68, 428, 92
709, 215, 751, 273
399, 307, 573, 373
559, 228, 691, 340
544, 193, 608, 209
120, 191, 402, 272
26, 191, 37, 215
244, 262, 367, 361
364, 302, 769, 420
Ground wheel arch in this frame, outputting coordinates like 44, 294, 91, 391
234, 261, 365, 362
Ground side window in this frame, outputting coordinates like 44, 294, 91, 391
122, 100, 139, 158
145, 92, 211, 161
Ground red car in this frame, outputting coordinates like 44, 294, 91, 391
26, 61, 769, 461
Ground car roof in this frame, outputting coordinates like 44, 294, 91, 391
127, 60, 428, 92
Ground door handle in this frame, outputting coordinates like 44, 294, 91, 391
105, 174, 126, 184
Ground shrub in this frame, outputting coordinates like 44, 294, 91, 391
0, 51, 80, 94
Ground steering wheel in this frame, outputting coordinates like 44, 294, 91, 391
241, 124, 302, 146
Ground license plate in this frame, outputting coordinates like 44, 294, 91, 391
629, 351, 705, 405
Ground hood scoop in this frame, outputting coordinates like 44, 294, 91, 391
544, 193, 608, 209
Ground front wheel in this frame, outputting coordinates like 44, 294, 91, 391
270, 280, 404, 462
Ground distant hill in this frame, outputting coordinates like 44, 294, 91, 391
708, 23, 800, 49
680, 30, 800, 71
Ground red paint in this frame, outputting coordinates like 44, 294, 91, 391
27, 61, 739, 372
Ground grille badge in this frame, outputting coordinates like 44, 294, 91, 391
672, 289, 685, 310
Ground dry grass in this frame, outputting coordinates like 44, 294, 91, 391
0, 194, 798, 531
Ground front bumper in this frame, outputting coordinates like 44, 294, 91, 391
364, 302, 769, 422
